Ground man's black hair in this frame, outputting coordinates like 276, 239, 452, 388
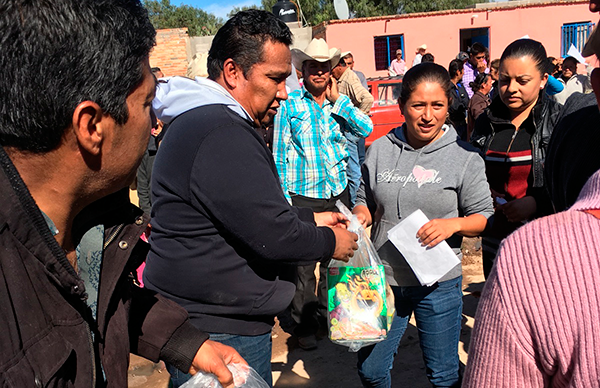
0, 0, 156, 153
207, 9, 293, 80
448, 59, 464, 78
151, 67, 163, 74
469, 42, 488, 56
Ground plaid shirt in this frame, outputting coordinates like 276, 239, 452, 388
273, 87, 373, 203
463, 61, 489, 98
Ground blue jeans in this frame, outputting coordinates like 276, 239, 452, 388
357, 277, 463, 388
167, 331, 273, 387
344, 133, 361, 208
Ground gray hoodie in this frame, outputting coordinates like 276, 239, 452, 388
357, 124, 493, 286
152, 76, 251, 124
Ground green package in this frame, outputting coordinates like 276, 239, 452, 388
327, 265, 388, 342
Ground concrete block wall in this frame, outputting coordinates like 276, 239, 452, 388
149, 28, 190, 77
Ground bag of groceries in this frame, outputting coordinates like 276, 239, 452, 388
327, 201, 395, 352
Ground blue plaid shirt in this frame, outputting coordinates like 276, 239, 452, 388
273, 87, 372, 203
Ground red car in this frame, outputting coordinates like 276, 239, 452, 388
366, 77, 404, 147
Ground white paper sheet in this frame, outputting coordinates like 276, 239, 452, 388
387, 210, 460, 287
567, 44, 587, 65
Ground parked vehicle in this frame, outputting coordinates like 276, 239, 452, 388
366, 76, 404, 147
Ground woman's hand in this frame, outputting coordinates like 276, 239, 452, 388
499, 196, 536, 223
352, 205, 372, 229
417, 218, 460, 248
417, 214, 488, 248
490, 188, 506, 209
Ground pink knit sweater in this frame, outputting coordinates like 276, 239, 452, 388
463, 170, 600, 387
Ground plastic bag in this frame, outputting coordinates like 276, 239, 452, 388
180, 363, 268, 388
326, 201, 395, 352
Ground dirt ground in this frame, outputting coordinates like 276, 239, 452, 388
127, 234, 486, 388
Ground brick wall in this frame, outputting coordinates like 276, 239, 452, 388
149, 28, 189, 77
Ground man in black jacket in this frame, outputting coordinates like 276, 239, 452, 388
144, 10, 359, 387
0, 1, 243, 387
448, 59, 470, 141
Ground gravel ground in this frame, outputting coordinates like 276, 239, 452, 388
128, 237, 486, 388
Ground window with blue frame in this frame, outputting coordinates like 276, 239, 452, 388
374, 35, 404, 71
561, 22, 595, 57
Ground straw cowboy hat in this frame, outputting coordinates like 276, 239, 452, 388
292, 38, 341, 71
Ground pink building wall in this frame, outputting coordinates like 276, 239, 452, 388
321, 0, 593, 78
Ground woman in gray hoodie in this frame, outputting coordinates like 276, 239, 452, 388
353, 63, 493, 388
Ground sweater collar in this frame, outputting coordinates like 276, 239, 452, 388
572, 169, 600, 211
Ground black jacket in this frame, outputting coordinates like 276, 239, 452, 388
144, 104, 336, 336
0, 147, 207, 387
449, 81, 469, 127
137, 135, 159, 214
471, 92, 561, 188
545, 92, 600, 213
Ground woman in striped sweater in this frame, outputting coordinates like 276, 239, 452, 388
470, 39, 561, 278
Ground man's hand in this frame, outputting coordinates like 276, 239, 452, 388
326, 77, 340, 104
314, 211, 348, 228
499, 196, 536, 223
331, 227, 358, 262
189, 340, 247, 388
417, 218, 460, 248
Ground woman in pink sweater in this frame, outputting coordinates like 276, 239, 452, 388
463, 169, 600, 387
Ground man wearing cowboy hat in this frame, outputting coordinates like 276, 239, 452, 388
413, 43, 427, 66
331, 53, 374, 208
273, 38, 372, 350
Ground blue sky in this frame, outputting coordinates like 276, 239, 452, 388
175, 0, 262, 19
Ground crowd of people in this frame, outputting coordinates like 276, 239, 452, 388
1, 0, 600, 388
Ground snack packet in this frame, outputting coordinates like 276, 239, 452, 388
327, 201, 395, 352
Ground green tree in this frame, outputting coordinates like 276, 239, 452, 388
262, 0, 481, 25
227, 5, 264, 18
143, 0, 224, 36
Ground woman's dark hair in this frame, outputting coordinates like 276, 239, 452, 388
448, 59, 464, 78
399, 62, 453, 105
421, 53, 435, 63
500, 39, 548, 76
469, 73, 491, 92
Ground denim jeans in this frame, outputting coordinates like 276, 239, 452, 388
167, 331, 273, 387
357, 277, 463, 388
344, 132, 361, 208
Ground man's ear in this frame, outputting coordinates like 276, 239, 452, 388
71, 101, 106, 156
221, 58, 243, 89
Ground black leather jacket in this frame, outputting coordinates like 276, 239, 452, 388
0, 147, 208, 387
470, 92, 562, 189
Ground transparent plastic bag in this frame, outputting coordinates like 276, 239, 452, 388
326, 201, 396, 352
180, 363, 268, 388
